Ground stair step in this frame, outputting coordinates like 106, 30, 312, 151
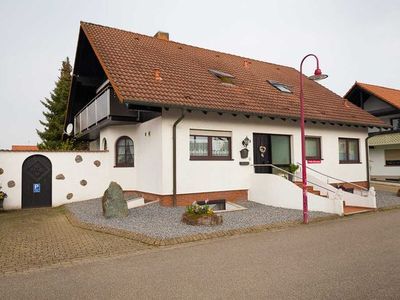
344, 206, 374, 216
126, 197, 145, 209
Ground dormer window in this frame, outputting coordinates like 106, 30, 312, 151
209, 69, 235, 85
268, 80, 292, 93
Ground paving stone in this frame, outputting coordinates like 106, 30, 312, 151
0, 207, 151, 274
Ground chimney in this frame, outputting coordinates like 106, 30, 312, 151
154, 68, 162, 81
154, 31, 169, 41
243, 60, 251, 69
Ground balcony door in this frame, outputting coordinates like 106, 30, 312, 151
253, 133, 291, 174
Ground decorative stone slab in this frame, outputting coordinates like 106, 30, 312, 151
75, 155, 83, 163
66, 193, 73, 200
102, 182, 128, 218
181, 213, 223, 226
7, 181, 15, 188
56, 174, 65, 180
80, 179, 87, 186
0, 168, 3, 175
93, 160, 101, 167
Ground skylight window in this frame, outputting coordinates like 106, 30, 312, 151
268, 80, 292, 93
209, 69, 235, 85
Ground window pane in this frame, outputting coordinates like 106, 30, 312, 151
271, 135, 290, 165
306, 138, 319, 158
118, 145, 125, 155
117, 154, 126, 164
348, 140, 358, 161
212, 137, 230, 157
190, 136, 208, 156
339, 139, 347, 161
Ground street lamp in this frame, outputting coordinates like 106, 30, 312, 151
299, 54, 328, 224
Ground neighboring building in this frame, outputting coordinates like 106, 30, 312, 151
11, 145, 39, 151
345, 82, 400, 183
0, 22, 384, 214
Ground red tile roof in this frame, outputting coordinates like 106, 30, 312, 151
79, 22, 385, 127
346, 82, 400, 110
11, 145, 38, 151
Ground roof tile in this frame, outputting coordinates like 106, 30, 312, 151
80, 22, 384, 126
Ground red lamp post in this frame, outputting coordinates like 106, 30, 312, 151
299, 54, 328, 224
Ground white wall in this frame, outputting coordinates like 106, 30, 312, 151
99, 117, 163, 194
0, 151, 110, 209
161, 109, 369, 195
249, 173, 344, 215
369, 144, 400, 177
0, 117, 164, 210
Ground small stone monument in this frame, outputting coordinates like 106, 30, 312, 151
102, 181, 128, 218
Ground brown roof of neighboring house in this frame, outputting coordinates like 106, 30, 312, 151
79, 22, 385, 127
11, 145, 39, 151
345, 82, 400, 110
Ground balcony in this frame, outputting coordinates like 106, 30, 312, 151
73, 87, 162, 137
74, 89, 111, 135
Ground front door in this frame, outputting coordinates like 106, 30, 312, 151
22, 155, 52, 208
253, 133, 272, 173
253, 133, 291, 174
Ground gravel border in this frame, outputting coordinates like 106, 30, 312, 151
376, 191, 400, 209
66, 199, 334, 245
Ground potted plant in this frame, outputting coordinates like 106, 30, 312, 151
288, 164, 299, 182
182, 201, 223, 226
0, 187, 7, 210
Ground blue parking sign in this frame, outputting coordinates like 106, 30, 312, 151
33, 183, 41, 193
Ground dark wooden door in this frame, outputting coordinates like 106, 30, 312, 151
22, 155, 52, 208
253, 133, 272, 173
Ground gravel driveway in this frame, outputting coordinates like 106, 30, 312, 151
67, 199, 331, 240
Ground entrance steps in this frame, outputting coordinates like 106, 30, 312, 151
343, 205, 375, 216
294, 182, 325, 196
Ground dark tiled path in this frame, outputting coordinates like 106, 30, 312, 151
0, 207, 151, 274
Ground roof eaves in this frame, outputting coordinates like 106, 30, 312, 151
124, 98, 387, 128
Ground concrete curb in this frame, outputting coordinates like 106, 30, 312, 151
64, 207, 340, 246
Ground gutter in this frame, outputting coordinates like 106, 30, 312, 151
172, 110, 185, 207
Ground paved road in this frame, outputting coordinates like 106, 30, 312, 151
1, 209, 400, 299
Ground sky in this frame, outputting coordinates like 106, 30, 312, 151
0, 0, 399, 149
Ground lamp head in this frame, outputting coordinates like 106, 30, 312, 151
308, 68, 328, 81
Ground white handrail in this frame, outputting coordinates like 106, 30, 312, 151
252, 164, 337, 193
297, 162, 368, 191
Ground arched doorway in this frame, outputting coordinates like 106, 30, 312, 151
22, 155, 52, 208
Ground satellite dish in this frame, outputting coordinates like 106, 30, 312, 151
65, 123, 74, 136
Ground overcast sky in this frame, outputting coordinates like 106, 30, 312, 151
0, 0, 399, 149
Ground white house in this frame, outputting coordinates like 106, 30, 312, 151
0, 22, 386, 214
345, 82, 400, 183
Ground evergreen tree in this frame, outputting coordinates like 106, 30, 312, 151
37, 58, 73, 149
